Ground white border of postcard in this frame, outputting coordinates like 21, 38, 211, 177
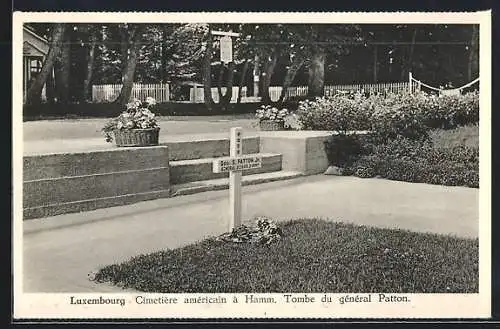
13, 11, 492, 319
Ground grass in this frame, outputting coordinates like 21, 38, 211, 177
429, 124, 479, 149
94, 219, 478, 293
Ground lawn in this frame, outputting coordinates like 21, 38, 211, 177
94, 219, 478, 293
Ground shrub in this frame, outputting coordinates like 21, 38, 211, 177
370, 92, 431, 142
296, 94, 372, 132
296, 91, 479, 140
255, 105, 289, 122
420, 91, 479, 129
344, 137, 479, 188
24, 101, 302, 120
324, 134, 363, 167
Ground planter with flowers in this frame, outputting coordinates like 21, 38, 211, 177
102, 97, 160, 147
255, 105, 289, 131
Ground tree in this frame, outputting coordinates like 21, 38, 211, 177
26, 24, 66, 105
115, 24, 144, 106
236, 59, 250, 103
82, 26, 98, 102
468, 24, 479, 81
51, 26, 72, 104
305, 25, 361, 97
202, 25, 215, 110
239, 24, 288, 103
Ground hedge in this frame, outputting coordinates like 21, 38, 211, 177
23, 101, 301, 121
297, 91, 479, 141
343, 137, 479, 188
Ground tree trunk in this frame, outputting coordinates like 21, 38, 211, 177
468, 24, 479, 81
119, 24, 129, 74
308, 48, 325, 98
237, 60, 250, 104
217, 63, 225, 101
26, 24, 66, 105
401, 28, 417, 81
278, 57, 304, 103
161, 27, 169, 82
58, 29, 71, 104
45, 68, 56, 104
115, 26, 142, 106
202, 29, 214, 110
261, 51, 278, 103
373, 45, 378, 83
83, 27, 97, 102
220, 61, 236, 110
252, 54, 260, 96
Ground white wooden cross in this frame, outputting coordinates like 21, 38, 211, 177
213, 127, 262, 231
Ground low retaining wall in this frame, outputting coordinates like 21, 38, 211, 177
259, 131, 371, 175
259, 131, 333, 175
23, 146, 170, 220
163, 137, 259, 161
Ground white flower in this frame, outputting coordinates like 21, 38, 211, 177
145, 97, 156, 106
126, 102, 137, 110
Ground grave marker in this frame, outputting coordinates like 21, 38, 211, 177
211, 30, 240, 64
213, 127, 262, 231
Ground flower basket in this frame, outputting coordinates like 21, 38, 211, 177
113, 128, 160, 147
259, 120, 285, 131
102, 97, 160, 146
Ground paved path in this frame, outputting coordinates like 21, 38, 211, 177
21, 175, 479, 293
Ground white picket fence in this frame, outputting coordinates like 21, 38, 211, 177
268, 86, 308, 101
324, 82, 418, 96
92, 81, 418, 103
190, 86, 248, 103
268, 82, 417, 101
92, 83, 170, 103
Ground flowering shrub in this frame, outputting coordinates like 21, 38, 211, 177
283, 113, 303, 130
297, 94, 372, 132
102, 97, 158, 142
370, 92, 431, 142
297, 91, 479, 140
256, 105, 289, 122
420, 91, 479, 129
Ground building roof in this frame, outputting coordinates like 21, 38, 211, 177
23, 26, 49, 44
23, 26, 49, 56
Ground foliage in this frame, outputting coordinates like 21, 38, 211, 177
369, 92, 430, 142
25, 22, 479, 106
420, 90, 480, 129
429, 124, 479, 149
102, 97, 158, 142
297, 91, 479, 143
297, 94, 372, 132
345, 136, 479, 188
93, 219, 478, 293
23, 101, 301, 120
283, 113, 303, 130
324, 134, 364, 167
255, 105, 289, 122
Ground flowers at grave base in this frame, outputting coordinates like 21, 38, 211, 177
102, 97, 159, 143
215, 217, 283, 245
255, 105, 289, 122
